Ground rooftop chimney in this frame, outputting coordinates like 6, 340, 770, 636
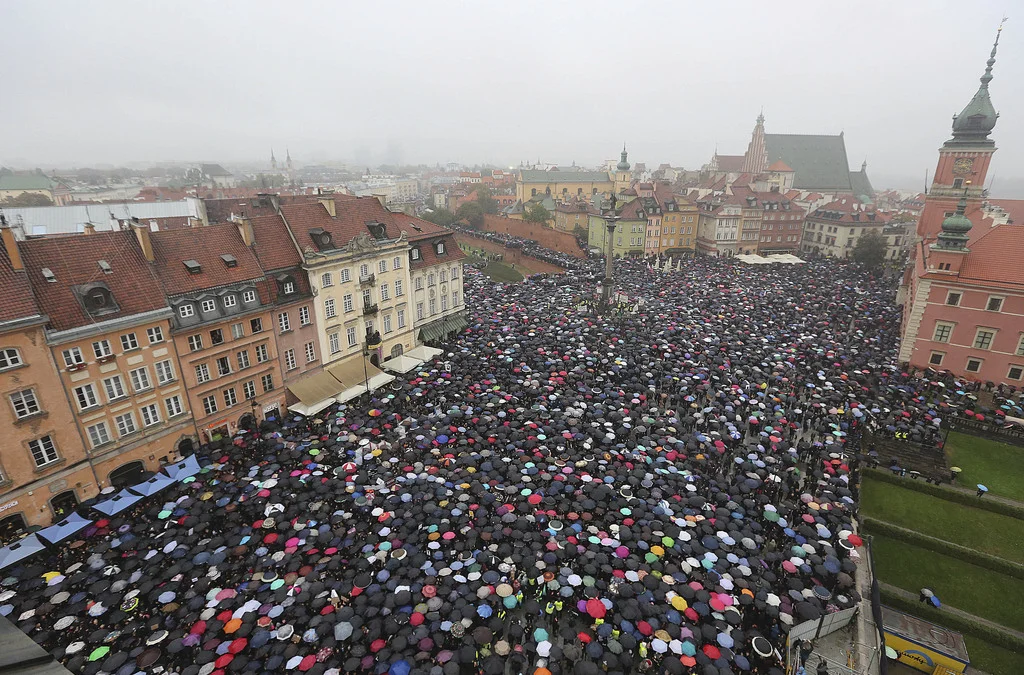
318, 194, 336, 218
0, 215, 24, 271
133, 222, 155, 262
234, 214, 255, 247
83, 222, 96, 235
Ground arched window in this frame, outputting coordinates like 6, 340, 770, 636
50, 490, 79, 519
109, 461, 146, 489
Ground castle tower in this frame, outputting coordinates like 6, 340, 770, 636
915, 24, 1003, 243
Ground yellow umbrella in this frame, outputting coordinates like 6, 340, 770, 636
671, 596, 688, 611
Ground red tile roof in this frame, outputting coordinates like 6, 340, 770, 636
281, 196, 453, 252
0, 242, 41, 324
768, 160, 794, 172
808, 198, 888, 225
410, 238, 466, 270
20, 231, 168, 332
149, 222, 265, 295
250, 215, 302, 271
958, 224, 1024, 287
987, 199, 1024, 226
715, 155, 745, 172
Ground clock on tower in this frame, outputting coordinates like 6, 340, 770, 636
952, 158, 975, 176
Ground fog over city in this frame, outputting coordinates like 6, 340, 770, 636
1, 0, 1021, 194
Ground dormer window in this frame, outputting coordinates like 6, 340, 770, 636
366, 221, 387, 240
243, 289, 257, 303
178, 304, 195, 318
75, 283, 119, 317
435, 241, 446, 255
201, 299, 217, 313
184, 260, 202, 274
220, 254, 238, 268
309, 228, 333, 250
283, 281, 295, 294
410, 247, 421, 261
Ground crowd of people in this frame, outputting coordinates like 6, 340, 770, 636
0, 249, 992, 675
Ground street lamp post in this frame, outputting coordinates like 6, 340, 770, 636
601, 194, 621, 310
247, 396, 263, 453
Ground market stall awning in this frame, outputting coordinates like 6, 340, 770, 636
127, 474, 176, 497
161, 454, 202, 481
418, 313, 469, 343
287, 368, 344, 406
36, 513, 93, 545
407, 345, 443, 362
327, 356, 375, 389
0, 535, 47, 571
92, 489, 144, 515
288, 397, 336, 417
336, 385, 367, 404
381, 354, 424, 374
367, 371, 396, 391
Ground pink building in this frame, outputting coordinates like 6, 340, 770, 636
900, 26, 1024, 386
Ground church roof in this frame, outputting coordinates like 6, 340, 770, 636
519, 170, 611, 184
767, 160, 793, 172
764, 134, 852, 191
714, 155, 745, 172
849, 169, 875, 202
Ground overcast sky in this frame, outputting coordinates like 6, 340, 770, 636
2, 1, 1020, 194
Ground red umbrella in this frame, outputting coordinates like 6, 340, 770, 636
299, 655, 316, 671
215, 654, 234, 669
228, 638, 247, 654
702, 644, 721, 659
585, 598, 606, 619
577, 632, 591, 643
847, 534, 863, 547
637, 621, 653, 636
370, 639, 386, 653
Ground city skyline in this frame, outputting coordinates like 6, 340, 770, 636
1, 1, 1021, 195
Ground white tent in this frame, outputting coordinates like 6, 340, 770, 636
407, 345, 443, 361
382, 354, 424, 374
287, 398, 336, 417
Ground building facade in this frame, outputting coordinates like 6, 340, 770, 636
18, 229, 195, 520
800, 199, 888, 258
900, 27, 1024, 386
147, 223, 288, 442
517, 169, 614, 203
0, 224, 82, 534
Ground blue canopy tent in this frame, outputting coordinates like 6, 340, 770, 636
161, 454, 201, 481
127, 474, 176, 497
36, 513, 93, 545
92, 489, 144, 516
0, 535, 47, 571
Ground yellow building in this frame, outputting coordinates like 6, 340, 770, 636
553, 201, 591, 233
658, 198, 699, 256
0, 174, 70, 206
516, 170, 614, 203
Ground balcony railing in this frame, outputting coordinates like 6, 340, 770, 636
362, 303, 379, 315
359, 273, 376, 286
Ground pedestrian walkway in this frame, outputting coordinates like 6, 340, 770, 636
878, 582, 1024, 643
942, 481, 1024, 510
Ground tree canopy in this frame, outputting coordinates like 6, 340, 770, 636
421, 207, 459, 228
524, 203, 550, 224
456, 201, 485, 229
2, 192, 53, 207
852, 230, 887, 269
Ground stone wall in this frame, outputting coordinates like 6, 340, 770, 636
454, 234, 565, 276
481, 215, 587, 259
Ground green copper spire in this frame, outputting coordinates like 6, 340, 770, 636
948, 22, 1004, 146
936, 192, 973, 250
617, 145, 630, 171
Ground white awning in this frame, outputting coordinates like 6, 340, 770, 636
382, 354, 423, 374
288, 398, 336, 417
287, 369, 344, 405
407, 345, 443, 361
367, 372, 396, 390
336, 385, 367, 403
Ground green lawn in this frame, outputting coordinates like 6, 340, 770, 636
962, 635, 1020, 675
945, 431, 1024, 502
871, 534, 1024, 633
861, 479, 1024, 563
464, 254, 524, 283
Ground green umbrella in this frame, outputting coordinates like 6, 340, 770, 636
89, 646, 110, 662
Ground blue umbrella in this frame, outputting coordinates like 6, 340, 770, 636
128, 474, 176, 497
0, 535, 48, 571
37, 513, 93, 545
389, 661, 411, 675
93, 490, 143, 516
162, 454, 202, 481
977, 484, 989, 492
930, 596, 941, 607
477, 604, 492, 618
